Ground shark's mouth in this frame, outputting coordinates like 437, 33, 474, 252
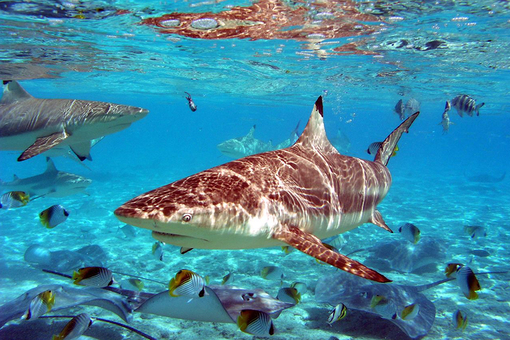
152, 231, 209, 244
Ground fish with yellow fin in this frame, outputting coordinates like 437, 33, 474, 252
327, 303, 347, 325
72, 267, 114, 288
398, 303, 420, 321
152, 241, 164, 261
445, 263, 463, 278
260, 266, 284, 281
399, 223, 421, 244
39, 205, 69, 228
52, 313, 93, 340
237, 309, 274, 336
22, 290, 56, 320
169, 269, 206, 297
276, 287, 301, 304
221, 272, 233, 285
464, 225, 487, 239
0, 191, 29, 209
367, 142, 399, 157
453, 309, 468, 330
456, 266, 481, 300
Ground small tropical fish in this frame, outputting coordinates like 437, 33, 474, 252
439, 101, 453, 134
399, 303, 420, 320
184, 92, 197, 112
445, 263, 464, 278
22, 290, 56, 320
237, 309, 274, 336
399, 223, 421, 244
39, 205, 69, 229
260, 266, 284, 281
152, 241, 164, 261
327, 303, 347, 325
281, 245, 294, 255
453, 309, 468, 330
456, 266, 481, 300
0, 191, 30, 209
169, 269, 206, 297
464, 225, 487, 239
451, 95, 484, 117
221, 272, 233, 285
121, 278, 144, 291
72, 267, 114, 288
367, 142, 398, 157
276, 287, 301, 304
52, 313, 93, 340
290, 282, 308, 295
394, 99, 405, 121
405, 98, 420, 116
468, 249, 490, 257
370, 295, 388, 309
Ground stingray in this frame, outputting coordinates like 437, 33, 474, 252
0, 281, 295, 337
465, 172, 506, 183
24, 244, 107, 272
363, 236, 446, 274
315, 271, 449, 339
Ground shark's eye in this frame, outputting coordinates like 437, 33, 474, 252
182, 213, 193, 222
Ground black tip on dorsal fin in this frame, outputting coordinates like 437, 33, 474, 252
315, 96, 324, 117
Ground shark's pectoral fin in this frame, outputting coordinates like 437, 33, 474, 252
70, 141, 92, 161
18, 130, 69, 162
272, 225, 391, 283
370, 210, 393, 233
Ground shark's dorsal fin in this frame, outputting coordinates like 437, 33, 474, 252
45, 157, 58, 173
12, 174, 20, 181
247, 125, 256, 138
1, 80, 33, 105
374, 111, 420, 166
294, 96, 335, 152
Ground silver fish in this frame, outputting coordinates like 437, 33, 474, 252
451, 95, 484, 117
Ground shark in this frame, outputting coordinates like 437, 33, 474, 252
0, 80, 149, 161
0, 157, 91, 197
115, 97, 419, 283
217, 125, 273, 159
217, 121, 300, 159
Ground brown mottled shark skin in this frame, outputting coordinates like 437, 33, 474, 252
115, 97, 419, 283
0, 80, 148, 161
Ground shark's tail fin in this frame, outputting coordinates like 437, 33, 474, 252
374, 112, 420, 166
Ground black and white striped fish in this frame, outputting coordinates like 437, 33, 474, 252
450, 95, 484, 117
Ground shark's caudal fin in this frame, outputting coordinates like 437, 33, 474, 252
374, 112, 420, 166
273, 225, 391, 283
1, 80, 33, 104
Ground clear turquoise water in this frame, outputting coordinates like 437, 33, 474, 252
0, 1, 509, 339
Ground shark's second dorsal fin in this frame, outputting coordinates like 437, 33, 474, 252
294, 96, 335, 152
1, 80, 33, 105
375, 112, 420, 166
45, 157, 58, 173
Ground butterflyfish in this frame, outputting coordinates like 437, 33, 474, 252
445, 263, 463, 278
399, 223, 421, 244
72, 267, 114, 288
22, 290, 56, 320
237, 309, 274, 336
464, 225, 487, 239
260, 266, 284, 281
52, 313, 93, 340
169, 269, 206, 297
453, 309, 468, 330
0, 191, 29, 209
39, 205, 69, 229
456, 265, 481, 300
399, 303, 420, 320
327, 303, 347, 325
276, 287, 301, 304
